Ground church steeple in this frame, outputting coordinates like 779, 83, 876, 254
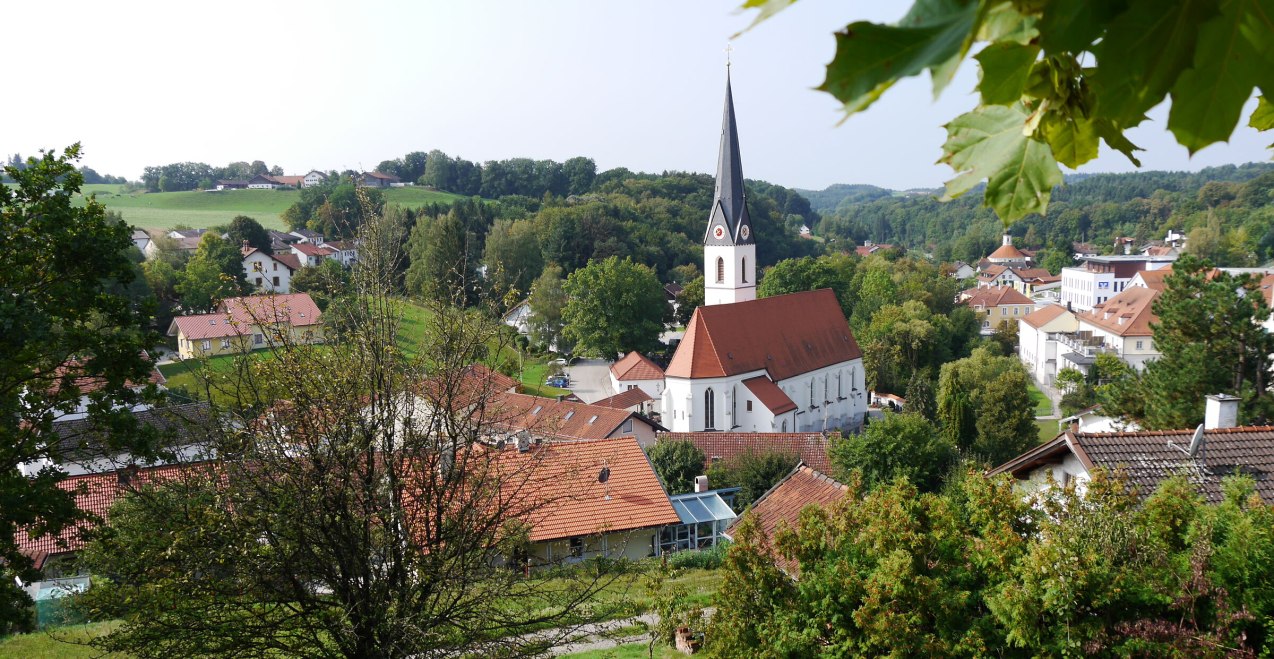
705, 72, 754, 248
704, 68, 756, 306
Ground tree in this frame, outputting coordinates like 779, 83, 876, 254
756, 254, 855, 318
225, 215, 271, 254
562, 256, 668, 358
404, 212, 479, 305
76, 203, 639, 659
0, 145, 160, 632
290, 259, 351, 311
706, 449, 799, 510
937, 347, 1036, 463
176, 233, 247, 312
646, 440, 707, 495
1055, 367, 1085, 393
740, 0, 1274, 225
904, 368, 937, 422
527, 264, 572, 354
483, 218, 544, 299
673, 275, 705, 327
830, 412, 955, 493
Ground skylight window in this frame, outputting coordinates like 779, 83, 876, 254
564, 411, 574, 420
588, 415, 598, 424
532, 405, 542, 415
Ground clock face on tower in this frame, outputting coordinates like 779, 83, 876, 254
712, 225, 726, 240
740, 225, 750, 239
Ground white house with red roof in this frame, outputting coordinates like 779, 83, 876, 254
167, 293, 323, 359
241, 243, 300, 293
291, 242, 337, 267
610, 351, 665, 404
1018, 305, 1078, 386
662, 73, 866, 434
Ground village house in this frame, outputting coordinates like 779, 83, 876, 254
977, 265, 1059, 297
949, 261, 976, 280
302, 170, 328, 188
1017, 305, 1079, 386
591, 388, 656, 417
990, 394, 1272, 503
959, 285, 1035, 334
167, 293, 323, 359
291, 242, 337, 267
1069, 285, 1160, 372
241, 243, 302, 293
19, 402, 215, 478
1059, 254, 1177, 312
215, 179, 248, 190
247, 174, 281, 189
486, 391, 665, 447
854, 241, 894, 257
323, 240, 358, 267
130, 228, 151, 253
721, 463, 850, 575
361, 171, 400, 188
502, 299, 533, 334
610, 351, 665, 404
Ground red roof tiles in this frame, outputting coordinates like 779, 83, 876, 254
961, 286, 1034, 310
168, 294, 321, 341
1077, 286, 1159, 337
741, 376, 797, 414
723, 463, 849, 575
666, 289, 861, 381
611, 352, 665, 381
486, 392, 661, 441
591, 388, 654, 410
1020, 304, 1071, 329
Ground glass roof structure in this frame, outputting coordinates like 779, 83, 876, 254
668, 491, 737, 526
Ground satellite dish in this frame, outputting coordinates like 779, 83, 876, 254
598, 467, 611, 483
495, 438, 507, 450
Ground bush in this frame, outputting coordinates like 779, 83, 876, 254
667, 542, 729, 571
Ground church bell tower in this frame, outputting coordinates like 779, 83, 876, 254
704, 70, 756, 306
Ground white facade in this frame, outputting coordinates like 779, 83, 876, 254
663, 361, 865, 433
243, 251, 293, 293
1075, 319, 1158, 371
1059, 267, 1118, 311
611, 373, 664, 404
303, 171, 327, 188
1018, 309, 1078, 386
704, 243, 756, 306
503, 301, 533, 334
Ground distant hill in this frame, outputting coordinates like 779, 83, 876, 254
794, 184, 894, 213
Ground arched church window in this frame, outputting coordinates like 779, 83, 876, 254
704, 388, 716, 429
741, 257, 747, 282
781, 419, 788, 432
716, 257, 724, 283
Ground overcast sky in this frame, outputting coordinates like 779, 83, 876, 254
6, 0, 1270, 191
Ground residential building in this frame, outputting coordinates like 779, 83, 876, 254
959, 286, 1035, 334
289, 228, 323, 244
302, 170, 328, 188
292, 242, 336, 267
657, 431, 835, 474
990, 394, 1271, 503
663, 73, 867, 434
591, 388, 656, 416
167, 293, 323, 359
1059, 254, 1176, 312
131, 228, 151, 253
322, 240, 358, 267
486, 392, 665, 446
19, 402, 215, 478
1070, 286, 1160, 371
502, 299, 533, 334
949, 261, 976, 280
610, 351, 665, 402
247, 174, 280, 189
977, 265, 1059, 296
215, 179, 248, 190
721, 463, 850, 575
271, 175, 305, 188
241, 244, 300, 293
854, 241, 894, 258
1018, 305, 1078, 386
267, 229, 303, 252
361, 171, 400, 188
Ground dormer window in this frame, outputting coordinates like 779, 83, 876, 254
209, 319, 216, 325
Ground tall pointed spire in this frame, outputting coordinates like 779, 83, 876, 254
705, 70, 753, 247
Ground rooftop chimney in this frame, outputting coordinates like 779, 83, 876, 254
1205, 394, 1240, 429
694, 475, 710, 493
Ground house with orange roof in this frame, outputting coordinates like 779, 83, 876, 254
167, 293, 323, 359
609, 351, 665, 404
960, 285, 1036, 334
722, 463, 850, 576
662, 72, 867, 435
1070, 286, 1161, 371
484, 391, 665, 446
1018, 305, 1078, 386
241, 242, 300, 293
1060, 254, 1176, 312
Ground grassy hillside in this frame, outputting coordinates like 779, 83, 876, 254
83, 186, 466, 231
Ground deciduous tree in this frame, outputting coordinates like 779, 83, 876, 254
831, 412, 955, 493
562, 256, 667, 358
646, 440, 707, 495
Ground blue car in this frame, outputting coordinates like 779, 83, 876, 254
545, 375, 570, 388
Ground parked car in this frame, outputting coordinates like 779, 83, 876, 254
544, 375, 570, 388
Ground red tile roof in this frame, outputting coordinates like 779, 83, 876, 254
1020, 304, 1071, 329
16, 463, 217, 568
486, 392, 661, 441
272, 253, 303, 271
666, 290, 861, 381
168, 294, 321, 341
611, 351, 665, 381
960, 286, 1034, 310
591, 388, 654, 410
293, 243, 335, 257
271, 175, 305, 187
490, 437, 680, 542
657, 432, 833, 473
1077, 286, 1159, 337
723, 463, 849, 575
742, 376, 797, 414
463, 363, 519, 393
48, 353, 166, 395
989, 243, 1027, 260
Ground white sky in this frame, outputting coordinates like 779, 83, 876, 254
5, 0, 1270, 191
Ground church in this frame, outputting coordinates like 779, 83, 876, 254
661, 73, 867, 433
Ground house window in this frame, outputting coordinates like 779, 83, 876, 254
273, 276, 280, 286
201, 340, 211, 351
253, 262, 263, 272
221, 339, 231, 349
781, 419, 788, 432
746, 400, 752, 412
273, 262, 278, 271
731, 386, 737, 424
255, 277, 262, 286
569, 537, 583, 558
704, 388, 715, 429
623, 419, 633, 433
809, 380, 815, 408
1136, 340, 1144, 350
838, 372, 843, 398
741, 257, 747, 282
982, 320, 990, 328
627, 384, 636, 390
254, 334, 264, 345
716, 257, 724, 283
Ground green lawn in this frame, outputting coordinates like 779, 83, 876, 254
1027, 383, 1053, 417
1036, 418, 1061, 442
83, 186, 466, 231
0, 621, 128, 658
519, 361, 568, 398
561, 642, 683, 659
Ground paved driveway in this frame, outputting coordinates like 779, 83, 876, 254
565, 359, 615, 404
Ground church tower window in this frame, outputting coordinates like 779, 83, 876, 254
716, 257, 724, 284
741, 257, 747, 282
704, 388, 716, 429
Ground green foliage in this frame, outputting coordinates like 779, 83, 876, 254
830, 411, 956, 492
1055, 366, 1085, 392
527, 264, 572, 353
175, 232, 246, 313
937, 347, 1037, 464
404, 211, 481, 305
706, 449, 799, 510
483, 218, 544, 300
646, 440, 707, 495
224, 215, 271, 254
562, 256, 668, 358
673, 275, 705, 327
756, 253, 856, 317
667, 541, 729, 571
290, 259, 351, 311
0, 145, 160, 632
741, 0, 1274, 224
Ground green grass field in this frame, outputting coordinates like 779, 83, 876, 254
1036, 418, 1061, 442
561, 642, 683, 658
0, 621, 127, 658
82, 186, 466, 231
1027, 383, 1053, 417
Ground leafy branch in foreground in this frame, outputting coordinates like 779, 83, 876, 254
740, 0, 1274, 224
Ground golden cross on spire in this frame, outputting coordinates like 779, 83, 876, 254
725, 43, 733, 68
